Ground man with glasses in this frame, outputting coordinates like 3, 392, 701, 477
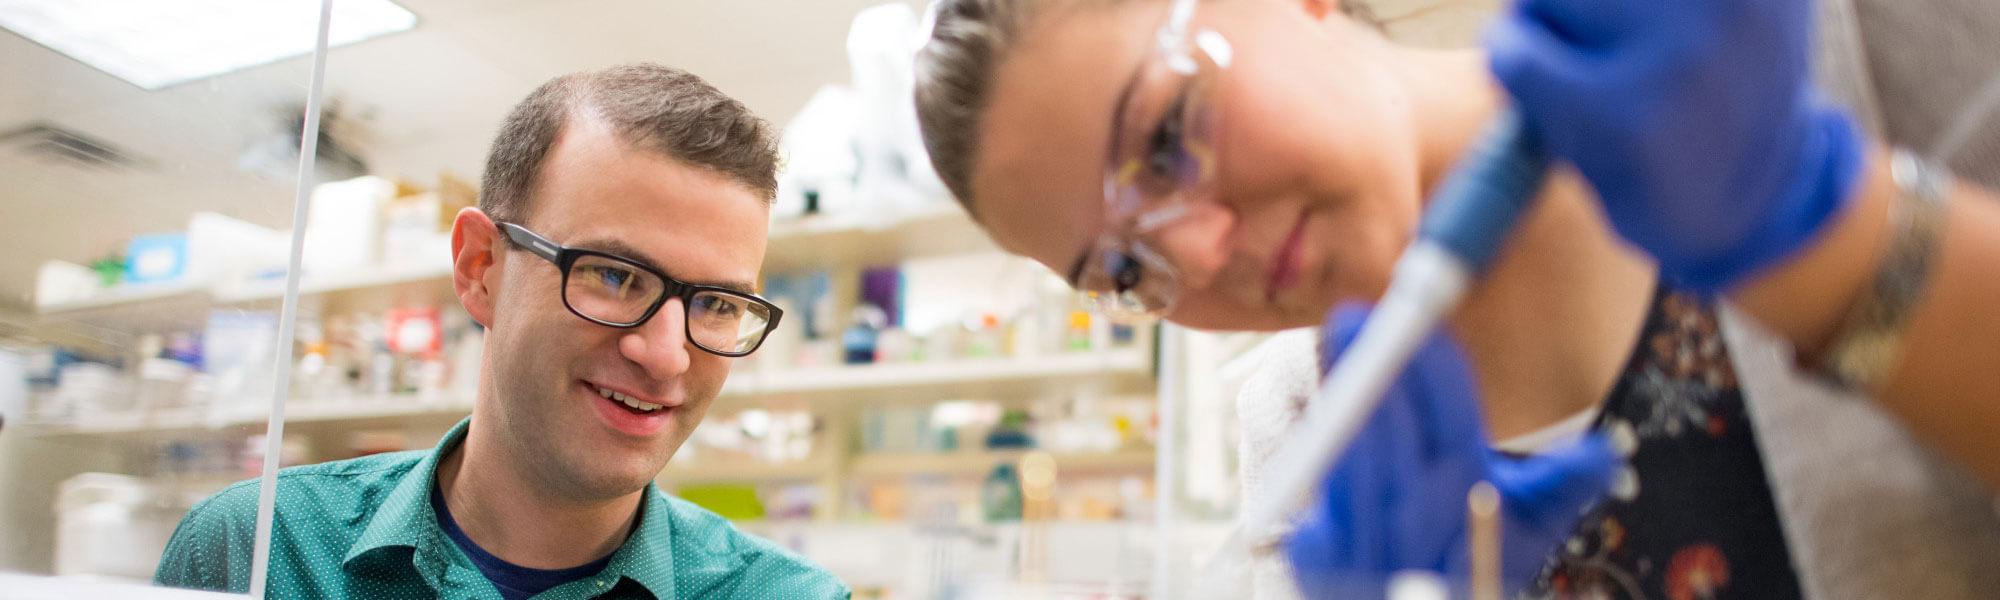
156, 63, 846, 599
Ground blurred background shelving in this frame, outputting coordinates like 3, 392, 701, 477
5, 191, 1187, 596
0, 0, 1492, 595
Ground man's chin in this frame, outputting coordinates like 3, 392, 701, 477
528, 440, 680, 502
556, 464, 669, 501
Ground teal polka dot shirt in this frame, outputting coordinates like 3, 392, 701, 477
153, 418, 850, 599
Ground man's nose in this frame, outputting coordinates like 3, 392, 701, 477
619, 297, 693, 381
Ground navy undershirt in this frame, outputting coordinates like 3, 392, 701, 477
431, 485, 616, 600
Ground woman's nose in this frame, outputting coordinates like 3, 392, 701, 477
1141, 201, 1235, 291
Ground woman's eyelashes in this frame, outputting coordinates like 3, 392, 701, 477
1144, 91, 1192, 182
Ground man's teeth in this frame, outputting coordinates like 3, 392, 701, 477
596, 385, 664, 411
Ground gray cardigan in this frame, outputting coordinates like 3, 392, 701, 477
1773, 1, 2000, 593
1718, 308, 2000, 600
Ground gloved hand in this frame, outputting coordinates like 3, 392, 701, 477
1486, 0, 1868, 293
1285, 304, 1621, 597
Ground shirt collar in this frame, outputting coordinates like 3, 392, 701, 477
344, 417, 466, 568
341, 418, 679, 599
598, 485, 678, 597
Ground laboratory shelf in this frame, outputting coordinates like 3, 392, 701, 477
0, 572, 243, 600
31, 258, 458, 338
762, 202, 988, 272
21, 403, 218, 438
25, 350, 1156, 440
278, 394, 477, 432
34, 280, 211, 312
23, 393, 475, 441
26, 204, 980, 337
32, 281, 214, 334
720, 348, 1155, 404
654, 449, 1155, 484
849, 448, 1156, 478
660, 456, 839, 483
211, 255, 456, 305
729, 520, 1184, 593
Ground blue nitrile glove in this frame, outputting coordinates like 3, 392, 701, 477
1486, 0, 1868, 293
1285, 304, 1621, 598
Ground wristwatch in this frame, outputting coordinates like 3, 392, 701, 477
1818, 149, 1949, 391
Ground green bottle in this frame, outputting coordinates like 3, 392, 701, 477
981, 463, 1023, 522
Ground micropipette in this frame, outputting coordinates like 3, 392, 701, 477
1197, 111, 1549, 597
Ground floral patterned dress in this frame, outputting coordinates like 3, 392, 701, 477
1522, 288, 1804, 600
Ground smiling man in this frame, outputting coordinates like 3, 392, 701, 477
154, 63, 848, 599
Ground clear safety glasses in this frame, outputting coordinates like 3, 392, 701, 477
1073, 0, 1232, 322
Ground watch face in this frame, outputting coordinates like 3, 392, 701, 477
1829, 332, 1893, 388
1824, 150, 1950, 390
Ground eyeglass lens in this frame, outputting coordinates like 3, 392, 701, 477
1081, 38, 1225, 319
563, 254, 773, 354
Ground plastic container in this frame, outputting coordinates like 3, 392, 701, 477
54, 362, 131, 416
54, 473, 181, 581
123, 233, 189, 285
981, 464, 1023, 522
842, 304, 887, 365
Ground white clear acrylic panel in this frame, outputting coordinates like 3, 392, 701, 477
0, 0, 339, 596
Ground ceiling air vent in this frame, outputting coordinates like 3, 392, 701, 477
0, 122, 147, 171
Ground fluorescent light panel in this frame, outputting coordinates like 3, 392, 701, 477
0, 0, 416, 90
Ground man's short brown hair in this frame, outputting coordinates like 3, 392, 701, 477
480, 63, 780, 224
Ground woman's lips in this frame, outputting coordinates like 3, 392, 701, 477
1266, 216, 1309, 303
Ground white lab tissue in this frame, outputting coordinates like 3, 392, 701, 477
847, 3, 949, 210
773, 3, 953, 221
775, 86, 861, 220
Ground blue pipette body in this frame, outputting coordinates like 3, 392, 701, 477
1202, 109, 1555, 598
1418, 109, 1550, 272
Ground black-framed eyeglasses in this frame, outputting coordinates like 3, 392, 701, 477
497, 222, 783, 357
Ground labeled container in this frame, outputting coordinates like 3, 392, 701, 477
54, 473, 183, 581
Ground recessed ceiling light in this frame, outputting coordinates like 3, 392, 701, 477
0, 0, 416, 90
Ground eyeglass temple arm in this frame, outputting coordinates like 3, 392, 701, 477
500, 222, 563, 262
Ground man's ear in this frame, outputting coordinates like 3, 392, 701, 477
451, 207, 501, 327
